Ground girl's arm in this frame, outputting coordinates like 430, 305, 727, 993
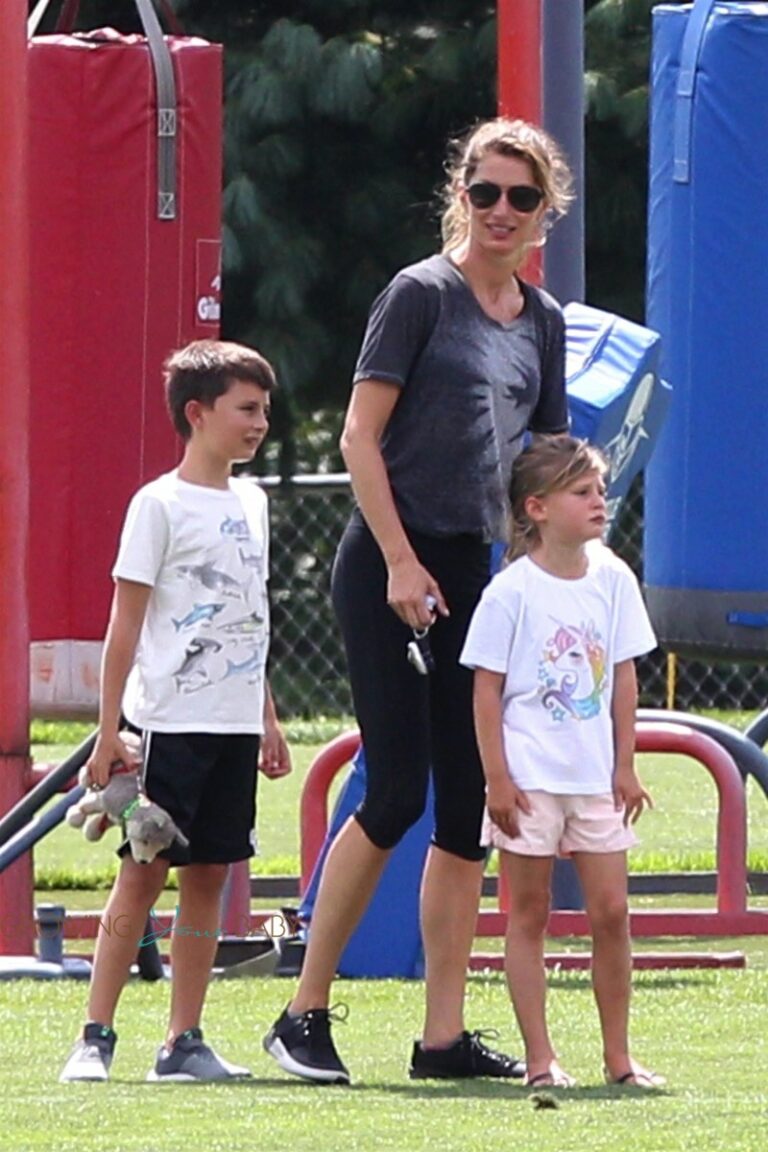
340, 379, 447, 629
473, 668, 531, 838
612, 658, 652, 825
85, 578, 152, 787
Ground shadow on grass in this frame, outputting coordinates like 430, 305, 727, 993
103, 1076, 672, 1101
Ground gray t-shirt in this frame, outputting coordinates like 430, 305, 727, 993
353, 253, 568, 540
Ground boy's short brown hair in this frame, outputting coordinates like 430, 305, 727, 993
164, 339, 276, 440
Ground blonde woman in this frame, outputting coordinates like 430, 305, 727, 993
265, 118, 573, 1085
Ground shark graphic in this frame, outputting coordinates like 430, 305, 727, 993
219, 611, 264, 636
173, 638, 223, 692
177, 561, 241, 597
223, 648, 264, 680
172, 602, 225, 632
238, 548, 263, 570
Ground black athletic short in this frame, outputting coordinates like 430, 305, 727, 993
119, 729, 260, 866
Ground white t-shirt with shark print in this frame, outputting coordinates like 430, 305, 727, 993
113, 470, 270, 733
460, 542, 656, 794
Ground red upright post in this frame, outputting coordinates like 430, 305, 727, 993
0, 0, 34, 954
497, 0, 542, 123
497, 0, 543, 283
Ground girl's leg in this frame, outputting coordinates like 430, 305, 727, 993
166, 862, 228, 1042
87, 855, 169, 1026
500, 851, 568, 1083
574, 850, 659, 1084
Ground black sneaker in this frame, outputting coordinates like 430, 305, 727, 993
60, 1023, 117, 1082
409, 1030, 526, 1080
147, 1028, 251, 1082
263, 1004, 350, 1084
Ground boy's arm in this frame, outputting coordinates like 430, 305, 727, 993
86, 578, 152, 787
611, 658, 652, 825
258, 680, 292, 779
473, 668, 531, 838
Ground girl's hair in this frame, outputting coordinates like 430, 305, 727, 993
507, 435, 607, 561
440, 118, 574, 254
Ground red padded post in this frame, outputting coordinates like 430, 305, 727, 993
0, 0, 34, 956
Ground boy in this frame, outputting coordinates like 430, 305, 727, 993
60, 340, 291, 1083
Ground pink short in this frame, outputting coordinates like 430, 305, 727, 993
481, 791, 638, 857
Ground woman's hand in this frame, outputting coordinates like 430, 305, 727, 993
486, 776, 531, 840
386, 556, 448, 628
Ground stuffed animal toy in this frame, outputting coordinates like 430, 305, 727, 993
66, 732, 189, 864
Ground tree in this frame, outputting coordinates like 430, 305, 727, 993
175, 1, 497, 474
583, 0, 665, 321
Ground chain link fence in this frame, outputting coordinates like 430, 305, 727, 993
263, 474, 768, 717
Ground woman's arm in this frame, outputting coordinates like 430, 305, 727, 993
340, 379, 447, 628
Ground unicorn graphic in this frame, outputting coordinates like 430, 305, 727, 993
539, 618, 606, 722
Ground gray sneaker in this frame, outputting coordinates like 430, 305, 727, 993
146, 1028, 251, 1082
60, 1023, 117, 1082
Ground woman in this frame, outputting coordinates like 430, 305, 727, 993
265, 118, 574, 1084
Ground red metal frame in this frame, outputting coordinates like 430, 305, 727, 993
300, 730, 362, 895
0, 0, 33, 956
487, 723, 768, 940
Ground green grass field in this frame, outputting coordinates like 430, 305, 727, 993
5, 714, 768, 1150
2, 969, 767, 1152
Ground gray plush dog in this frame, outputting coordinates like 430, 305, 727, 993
66, 732, 189, 864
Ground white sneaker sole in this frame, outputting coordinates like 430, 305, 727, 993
59, 1069, 109, 1083
146, 1068, 251, 1083
264, 1034, 350, 1084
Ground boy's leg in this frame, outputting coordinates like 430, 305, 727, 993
166, 862, 229, 1042
499, 851, 565, 1084
60, 855, 169, 1082
88, 855, 170, 1026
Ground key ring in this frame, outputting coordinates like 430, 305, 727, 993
406, 596, 437, 675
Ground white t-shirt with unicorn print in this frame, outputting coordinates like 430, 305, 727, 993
460, 542, 656, 794
113, 470, 270, 734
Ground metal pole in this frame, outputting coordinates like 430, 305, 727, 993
0, 0, 33, 954
542, 0, 586, 304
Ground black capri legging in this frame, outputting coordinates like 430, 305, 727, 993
331, 510, 491, 862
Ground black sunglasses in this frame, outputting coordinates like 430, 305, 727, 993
466, 181, 544, 213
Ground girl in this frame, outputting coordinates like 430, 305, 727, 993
461, 435, 664, 1089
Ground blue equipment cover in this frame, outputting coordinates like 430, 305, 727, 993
645, 1, 768, 660
565, 302, 670, 531
299, 747, 431, 978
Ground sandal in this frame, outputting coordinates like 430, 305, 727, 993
605, 1066, 666, 1089
525, 1066, 576, 1089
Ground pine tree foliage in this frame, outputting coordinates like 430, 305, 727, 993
583, 0, 679, 320
173, 0, 496, 473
